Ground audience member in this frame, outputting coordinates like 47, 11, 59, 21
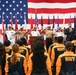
56, 41, 76, 75
48, 37, 58, 58
51, 36, 65, 75
27, 39, 52, 75
45, 26, 54, 51
16, 39, 29, 64
4, 40, 12, 55
20, 37, 31, 54
64, 23, 75, 41
5, 44, 27, 75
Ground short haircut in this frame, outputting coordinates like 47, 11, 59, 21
20, 38, 28, 45
65, 41, 73, 51
54, 37, 58, 42
16, 40, 23, 46
57, 36, 63, 43
4, 40, 11, 46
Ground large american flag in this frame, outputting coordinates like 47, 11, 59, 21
28, 0, 76, 28
0, 0, 76, 28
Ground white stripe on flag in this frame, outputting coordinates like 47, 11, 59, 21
28, 2, 76, 8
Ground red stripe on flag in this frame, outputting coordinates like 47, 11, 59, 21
28, 0, 76, 28
28, 18, 74, 24
28, 8, 76, 14
28, 0, 76, 3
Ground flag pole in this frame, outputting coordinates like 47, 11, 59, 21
52, 15, 55, 31
63, 14, 65, 29
24, 13, 27, 32
57, 14, 59, 28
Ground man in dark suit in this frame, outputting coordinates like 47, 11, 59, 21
64, 23, 75, 41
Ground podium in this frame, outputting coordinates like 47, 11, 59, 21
30, 36, 42, 48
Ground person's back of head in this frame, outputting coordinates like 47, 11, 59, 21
16, 39, 23, 46
33, 40, 44, 54
20, 37, 28, 45
32, 37, 43, 49
65, 41, 73, 51
54, 37, 58, 42
57, 36, 63, 43
10, 44, 20, 65
4, 40, 11, 46
12, 44, 19, 53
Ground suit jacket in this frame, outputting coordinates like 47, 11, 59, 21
64, 28, 75, 41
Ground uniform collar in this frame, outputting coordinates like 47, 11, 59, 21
64, 51, 74, 54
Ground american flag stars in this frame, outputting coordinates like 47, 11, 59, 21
0, 0, 28, 24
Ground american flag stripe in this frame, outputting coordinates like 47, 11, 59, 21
28, 3, 76, 9
28, 13, 75, 24
28, 0, 76, 27
28, 0, 76, 3
28, 8, 76, 14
